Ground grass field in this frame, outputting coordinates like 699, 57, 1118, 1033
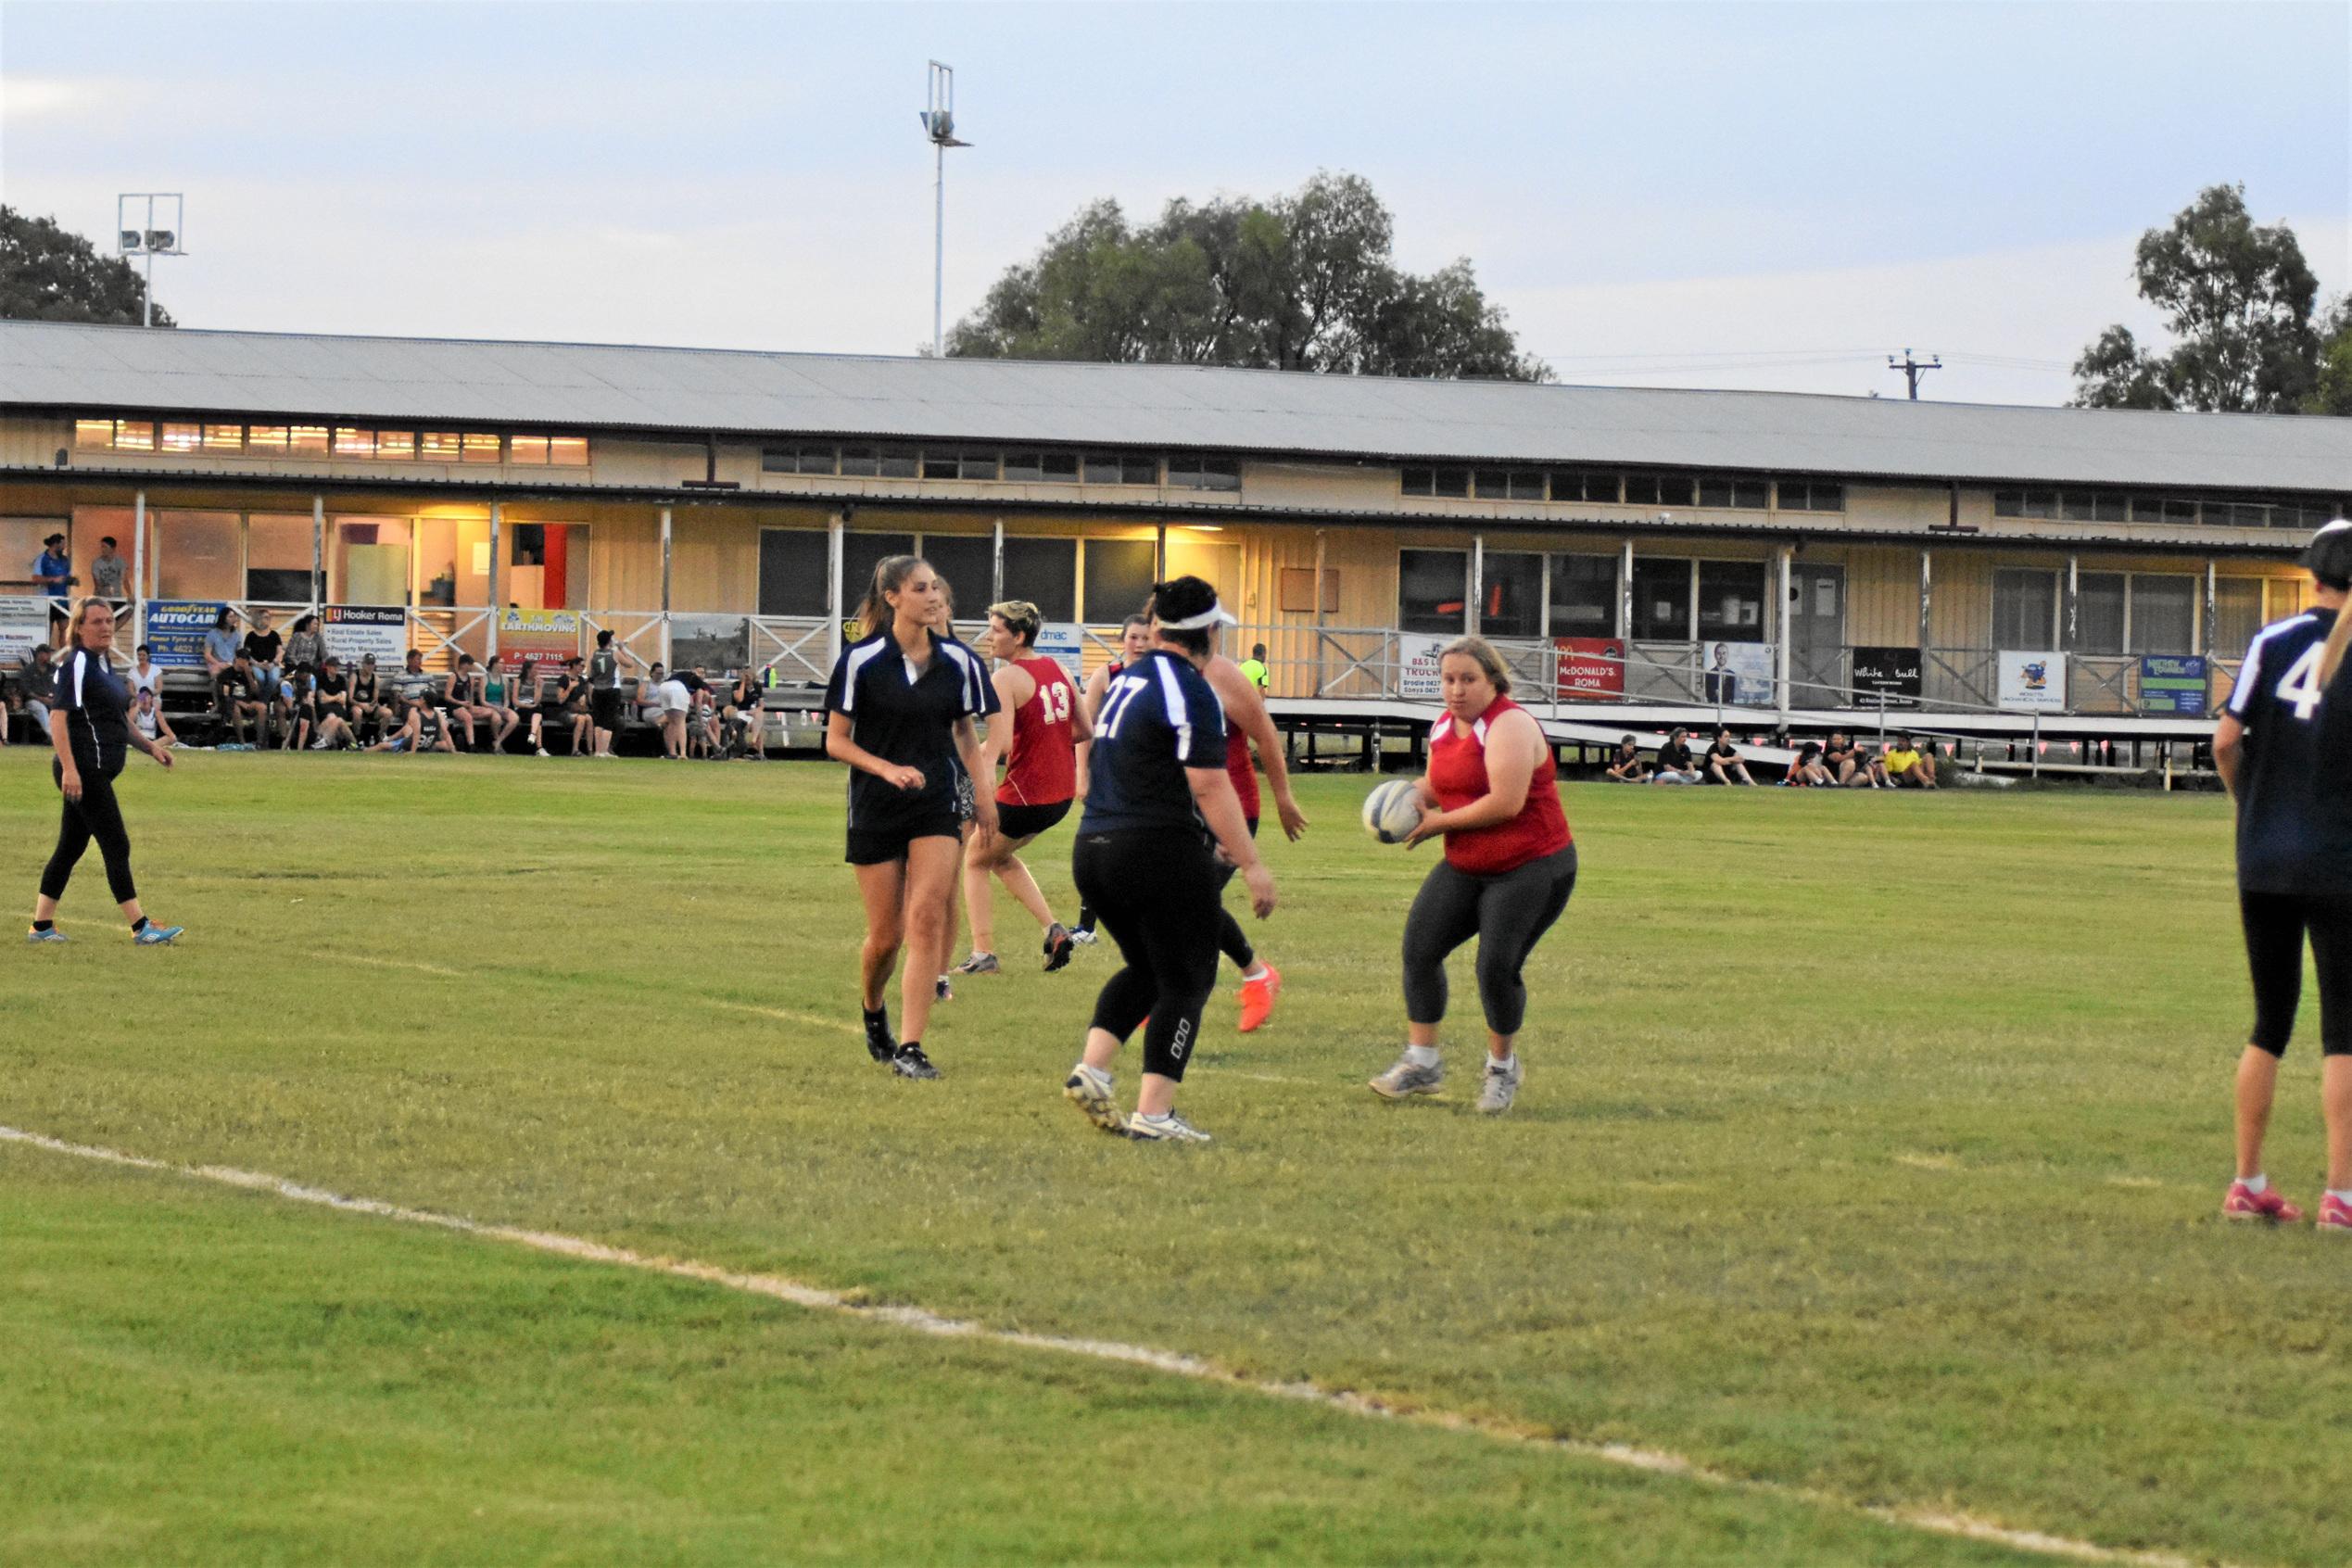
2, 748, 2343, 1566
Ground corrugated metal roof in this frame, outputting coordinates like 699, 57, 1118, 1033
5, 319, 2348, 493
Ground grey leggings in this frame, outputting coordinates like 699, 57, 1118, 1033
1401, 843, 1576, 1037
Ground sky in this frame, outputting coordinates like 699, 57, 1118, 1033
3, 1, 2346, 406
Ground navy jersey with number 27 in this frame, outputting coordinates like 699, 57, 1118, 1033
2227, 608, 2352, 895
1080, 649, 1227, 834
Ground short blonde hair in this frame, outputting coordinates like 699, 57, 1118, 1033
1439, 635, 1511, 695
988, 600, 1043, 646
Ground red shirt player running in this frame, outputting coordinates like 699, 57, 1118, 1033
957, 600, 1093, 975
1370, 637, 1577, 1116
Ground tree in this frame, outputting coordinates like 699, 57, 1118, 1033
0, 208, 175, 326
948, 172, 1546, 382
2070, 183, 2316, 413
2307, 295, 2352, 416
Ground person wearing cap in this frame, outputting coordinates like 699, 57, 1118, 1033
2214, 518, 2352, 1233
89, 536, 128, 603
824, 553, 999, 1081
1369, 635, 1575, 1117
1061, 575, 1275, 1143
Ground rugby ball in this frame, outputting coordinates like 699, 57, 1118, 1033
1362, 778, 1424, 844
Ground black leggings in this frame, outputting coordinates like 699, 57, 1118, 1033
1402, 844, 1576, 1038
41, 757, 137, 907
1072, 827, 1220, 1081
1209, 816, 1262, 972
2241, 890, 2352, 1057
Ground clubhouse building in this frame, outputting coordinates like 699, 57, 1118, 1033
3, 319, 2346, 734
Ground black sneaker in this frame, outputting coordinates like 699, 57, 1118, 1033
862, 1007, 897, 1064
1042, 922, 1075, 973
892, 1043, 941, 1081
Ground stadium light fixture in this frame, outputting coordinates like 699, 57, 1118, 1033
116, 194, 186, 327
917, 61, 972, 359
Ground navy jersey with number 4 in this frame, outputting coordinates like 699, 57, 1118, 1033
824, 628, 998, 830
2227, 608, 2352, 895
1081, 650, 1227, 833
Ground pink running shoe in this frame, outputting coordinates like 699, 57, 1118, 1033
2223, 1182, 2304, 1224
2319, 1194, 2352, 1234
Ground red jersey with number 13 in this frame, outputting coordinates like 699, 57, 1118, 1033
1427, 696, 1572, 875
999, 654, 1079, 806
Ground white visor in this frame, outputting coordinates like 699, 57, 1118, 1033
1157, 601, 1239, 630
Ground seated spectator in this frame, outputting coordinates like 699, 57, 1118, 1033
272, 666, 312, 750
131, 685, 178, 750
1841, 742, 1889, 789
680, 665, 718, 758
1704, 726, 1757, 786
1885, 734, 1939, 790
348, 654, 388, 742
388, 649, 452, 745
542, 656, 592, 755
411, 692, 460, 753
638, 662, 670, 729
365, 694, 422, 753
1820, 730, 1856, 779
243, 609, 285, 700
1602, 734, 1651, 783
310, 657, 358, 750
475, 657, 522, 751
17, 643, 57, 739
202, 607, 243, 679
215, 651, 267, 745
129, 642, 163, 702
1784, 740, 1833, 787
720, 667, 764, 759
285, 613, 325, 677
1651, 727, 1701, 785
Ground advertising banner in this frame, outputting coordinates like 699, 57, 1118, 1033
0, 594, 50, 664
497, 607, 583, 669
322, 606, 408, 669
2139, 654, 2208, 716
145, 600, 229, 668
1699, 640, 1776, 707
1552, 637, 1625, 700
1397, 633, 1448, 699
1034, 622, 1086, 683
1997, 651, 2067, 713
1851, 645, 1923, 709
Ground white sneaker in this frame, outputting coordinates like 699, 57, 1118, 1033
1062, 1065, 1124, 1132
1126, 1110, 1211, 1144
308, 737, 330, 750
1473, 1056, 1523, 1116
1369, 1055, 1445, 1100
535, 747, 550, 757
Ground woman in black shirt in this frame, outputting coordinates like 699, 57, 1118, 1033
28, 599, 181, 945
823, 555, 999, 1079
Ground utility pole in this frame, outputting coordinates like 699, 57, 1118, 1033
1887, 348, 1941, 400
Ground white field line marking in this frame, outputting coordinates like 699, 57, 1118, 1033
327, 952, 468, 979
696, 998, 864, 1038
0, 1124, 2237, 1568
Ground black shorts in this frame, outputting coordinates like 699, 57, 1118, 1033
590, 689, 622, 729
2241, 890, 2352, 1057
996, 799, 1072, 841
846, 812, 963, 866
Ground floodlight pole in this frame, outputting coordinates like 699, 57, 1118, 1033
921, 61, 970, 360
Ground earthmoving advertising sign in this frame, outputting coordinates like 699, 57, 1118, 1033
1851, 646, 1922, 708
497, 608, 581, 668
322, 606, 408, 669
145, 600, 228, 667
1552, 637, 1625, 699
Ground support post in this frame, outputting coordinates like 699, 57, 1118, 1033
1312, 527, 1327, 695
131, 489, 146, 646
991, 518, 1005, 605
658, 505, 673, 668
2202, 559, 2217, 656
1918, 547, 1932, 657
1617, 539, 1633, 639
826, 512, 845, 670
487, 501, 502, 660
1776, 543, 1793, 722
1469, 534, 1484, 635
311, 495, 325, 613
1155, 522, 1168, 582
2066, 555, 2079, 649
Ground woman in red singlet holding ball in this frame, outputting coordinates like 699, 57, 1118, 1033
955, 599, 1093, 975
1369, 637, 1575, 1116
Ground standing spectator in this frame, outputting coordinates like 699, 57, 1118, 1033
284, 613, 325, 677
1650, 727, 1701, 785
18, 643, 57, 738
202, 606, 243, 679
32, 532, 73, 616
214, 650, 266, 745
653, 664, 693, 758
1239, 641, 1271, 692
130, 686, 177, 751
1784, 740, 1834, 787
128, 643, 162, 702
242, 609, 285, 700
1884, 734, 1940, 790
588, 628, 624, 758
310, 656, 357, 749
1704, 726, 1757, 786
1602, 735, 1651, 783
89, 536, 128, 604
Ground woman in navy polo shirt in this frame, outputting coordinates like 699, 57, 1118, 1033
28, 598, 182, 945
824, 555, 999, 1080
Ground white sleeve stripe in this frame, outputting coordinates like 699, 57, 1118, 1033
2228, 639, 2264, 716
838, 640, 885, 713
70, 651, 87, 709
1152, 656, 1195, 760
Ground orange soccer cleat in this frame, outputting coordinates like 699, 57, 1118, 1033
1236, 962, 1282, 1034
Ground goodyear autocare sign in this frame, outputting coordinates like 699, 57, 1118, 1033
145, 600, 228, 667
2138, 654, 2208, 716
